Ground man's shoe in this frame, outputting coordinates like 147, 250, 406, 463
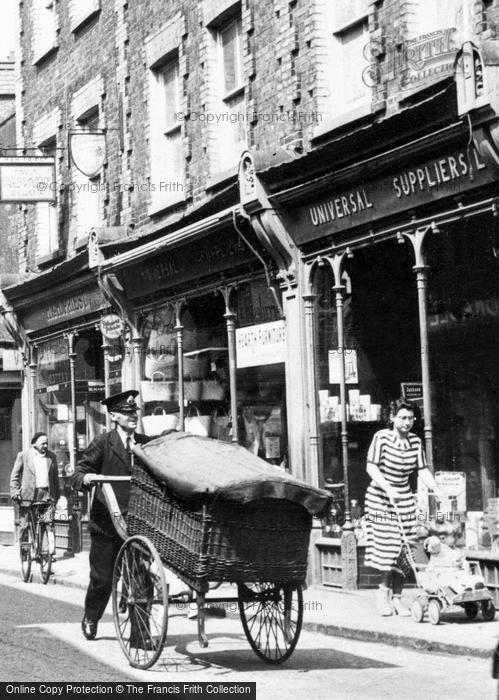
81, 617, 98, 640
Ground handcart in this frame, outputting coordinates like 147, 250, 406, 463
92, 433, 330, 670
392, 502, 496, 625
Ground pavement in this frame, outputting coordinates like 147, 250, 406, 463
1, 543, 498, 661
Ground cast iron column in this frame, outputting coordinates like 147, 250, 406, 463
218, 285, 238, 443
326, 252, 357, 590
401, 226, 435, 471
302, 290, 321, 486
101, 338, 111, 430
174, 300, 185, 431
28, 347, 37, 439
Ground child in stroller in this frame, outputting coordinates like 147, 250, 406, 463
411, 528, 496, 624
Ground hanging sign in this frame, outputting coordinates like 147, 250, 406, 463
0, 157, 55, 202
69, 131, 106, 178
99, 314, 124, 340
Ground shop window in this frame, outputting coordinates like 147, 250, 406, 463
36, 331, 106, 499
140, 283, 287, 466
329, 0, 371, 119
32, 0, 58, 64
72, 110, 103, 240
314, 245, 422, 503
69, 0, 100, 33
149, 56, 185, 211
235, 281, 288, 467
215, 15, 246, 172
36, 138, 58, 259
427, 217, 499, 538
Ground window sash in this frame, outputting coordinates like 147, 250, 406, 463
331, 19, 370, 112
220, 18, 243, 96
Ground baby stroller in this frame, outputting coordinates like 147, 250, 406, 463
393, 506, 496, 625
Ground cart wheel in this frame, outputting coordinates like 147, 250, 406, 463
481, 599, 496, 622
39, 523, 52, 585
19, 524, 33, 583
238, 582, 303, 664
428, 599, 441, 625
464, 602, 479, 620
411, 599, 425, 623
112, 535, 168, 669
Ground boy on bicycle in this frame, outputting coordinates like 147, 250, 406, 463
10, 432, 60, 553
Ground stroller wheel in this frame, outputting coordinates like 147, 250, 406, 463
481, 599, 496, 622
411, 599, 425, 623
428, 599, 441, 625
464, 602, 479, 620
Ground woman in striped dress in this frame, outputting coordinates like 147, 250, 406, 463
365, 398, 445, 616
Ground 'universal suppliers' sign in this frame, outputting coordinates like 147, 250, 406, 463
236, 320, 286, 368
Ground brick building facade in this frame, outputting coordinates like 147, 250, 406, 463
3, 0, 499, 584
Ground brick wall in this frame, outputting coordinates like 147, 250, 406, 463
16, 0, 499, 274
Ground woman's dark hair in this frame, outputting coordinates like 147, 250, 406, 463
31, 431, 47, 445
389, 398, 417, 418
382, 398, 419, 425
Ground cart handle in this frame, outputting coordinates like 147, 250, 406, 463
88, 475, 131, 483
88, 476, 130, 541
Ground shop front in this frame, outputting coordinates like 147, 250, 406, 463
262, 113, 499, 590
2, 262, 118, 553
98, 219, 290, 472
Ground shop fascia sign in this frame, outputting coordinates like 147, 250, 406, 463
22, 286, 108, 332
0, 156, 55, 202
284, 133, 492, 246
236, 320, 286, 368
122, 229, 253, 299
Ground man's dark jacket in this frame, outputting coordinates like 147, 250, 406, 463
72, 430, 150, 537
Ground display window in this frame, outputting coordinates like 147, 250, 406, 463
427, 216, 499, 547
140, 277, 288, 466
313, 242, 423, 504
141, 295, 229, 438
235, 279, 287, 467
35, 330, 106, 497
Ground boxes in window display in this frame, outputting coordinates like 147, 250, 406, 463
319, 390, 381, 422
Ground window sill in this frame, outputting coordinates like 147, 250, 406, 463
206, 165, 238, 191
312, 101, 374, 143
32, 43, 58, 66
36, 249, 64, 268
70, 9, 101, 34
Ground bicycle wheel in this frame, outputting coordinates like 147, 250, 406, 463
238, 582, 303, 664
19, 516, 34, 583
38, 522, 52, 584
112, 535, 168, 670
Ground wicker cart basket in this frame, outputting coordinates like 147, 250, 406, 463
127, 460, 312, 592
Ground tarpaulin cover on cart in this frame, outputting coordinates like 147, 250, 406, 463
133, 431, 330, 517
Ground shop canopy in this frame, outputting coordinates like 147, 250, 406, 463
133, 432, 331, 517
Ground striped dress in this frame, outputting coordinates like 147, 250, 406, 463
364, 428, 426, 573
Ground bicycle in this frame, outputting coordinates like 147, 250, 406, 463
19, 500, 55, 584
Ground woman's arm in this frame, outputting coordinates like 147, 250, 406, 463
367, 462, 400, 502
418, 467, 446, 503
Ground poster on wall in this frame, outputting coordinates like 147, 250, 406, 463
328, 349, 358, 384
